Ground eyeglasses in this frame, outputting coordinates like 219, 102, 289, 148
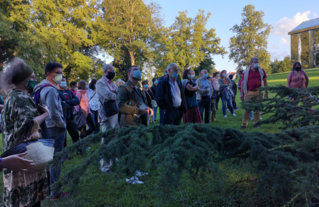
52, 72, 63, 75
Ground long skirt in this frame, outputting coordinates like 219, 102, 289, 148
183, 106, 202, 124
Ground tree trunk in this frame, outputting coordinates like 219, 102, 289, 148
129, 51, 135, 66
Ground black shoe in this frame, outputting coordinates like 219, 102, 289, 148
254, 126, 260, 129
239, 126, 246, 129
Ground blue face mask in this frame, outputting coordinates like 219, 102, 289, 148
60, 81, 67, 88
223, 74, 227, 78
191, 74, 195, 78
254, 63, 259, 68
238, 74, 240, 78
188, 75, 192, 79
172, 72, 178, 79
154, 80, 158, 84
85, 85, 89, 90
133, 70, 142, 80
144, 85, 148, 88
204, 74, 208, 78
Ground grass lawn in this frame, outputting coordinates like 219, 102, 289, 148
1, 68, 319, 207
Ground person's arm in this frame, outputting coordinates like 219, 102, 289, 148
305, 71, 309, 88
263, 77, 268, 99
65, 91, 80, 106
196, 79, 208, 94
219, 79, 228, 91
34, 104, 50, 125
96, 81, 116, 101
287, 72, 292, 88
45, 88, 66, 128
233, 81, 237, 96
186, 83, 199, 92
156, 81, 167, 112
1, 153, 35, 172
116, 86, 140, 115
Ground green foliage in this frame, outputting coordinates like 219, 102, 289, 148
229, 5, 271, 71
242, 86, 319, 130
52, 123, 319, 206
268, 56, 292, 74
158, 10, 226, 75
193, 54, 216, 76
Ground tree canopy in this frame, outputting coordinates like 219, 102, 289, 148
229, 5, 271, 71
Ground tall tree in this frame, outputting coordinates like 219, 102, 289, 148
193, 54, 216, 76
159, 10, 226, 74
29, 0, 100, 81
98, 0, 162, 71
229, 5, 271, 71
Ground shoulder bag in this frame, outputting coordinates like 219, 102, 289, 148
101, 80, 119, 117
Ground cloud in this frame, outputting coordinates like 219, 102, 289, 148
270, 51, 289, 61
280, 37, 289, 46
272, 11, 312, 38
313, 12, 319, 18
269, 44, 280, 50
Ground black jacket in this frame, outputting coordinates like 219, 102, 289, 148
58, 89, 80, 121
156, 77, 187, 113
231, 80, 237, 96
151, 85, 157, 98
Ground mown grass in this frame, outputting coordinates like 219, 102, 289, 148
1, 68, 319, 207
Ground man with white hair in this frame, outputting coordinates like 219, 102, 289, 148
239, 57, 268, 129
96, 64, 119, 173
156, 63, 187, 125
196, 69, 213, 124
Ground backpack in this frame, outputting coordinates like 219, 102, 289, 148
33, 84, 56, 138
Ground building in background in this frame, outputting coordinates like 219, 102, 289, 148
289, 18, 319, 69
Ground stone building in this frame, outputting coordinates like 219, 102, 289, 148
289, 18, 319, 69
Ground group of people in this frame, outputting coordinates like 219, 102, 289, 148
0, 56, 309, 206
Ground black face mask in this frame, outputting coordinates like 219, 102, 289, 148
106, 72, 115, 80
295, 67, 301, 71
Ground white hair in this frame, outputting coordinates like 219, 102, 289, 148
115, 79, 125, 87
102, 64, 113, 73
201, 69, 207, 74
250, 57, 259, 64
167, 63, 178, 71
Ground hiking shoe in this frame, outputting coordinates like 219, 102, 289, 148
224, 115, 227, 118
50, 192, 69, 201
239, 126, 247, 129
126, 176, 144, 185
254, 126, 260, 129
135, 170, 148, 177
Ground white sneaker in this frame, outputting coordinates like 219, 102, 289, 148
135, 170, 148, 177
126, 176, 144, 184
232, 113, 236, 116
224, 115, 227, 118
260, 117, 262, 120
250, 117, 254, 121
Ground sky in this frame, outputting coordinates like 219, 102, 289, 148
102, 0, 319, 72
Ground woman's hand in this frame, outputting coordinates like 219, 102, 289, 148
38, 104, 49, 115
2, 153, 35, 172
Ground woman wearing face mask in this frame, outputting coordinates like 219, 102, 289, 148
75, 80, 96, 138
87, 79, 100, 134
182, 69, 202, 123
287, 62, 309, 89
0, 58, 50, 207
218, 70, 235, 117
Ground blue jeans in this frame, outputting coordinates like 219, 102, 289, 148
221, 92, 234, 116
164, 108, 183, 125
47, 126, 66, 197
90, 108, 100, 134
153, 107, 158, 121
198, 96, 211, 124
